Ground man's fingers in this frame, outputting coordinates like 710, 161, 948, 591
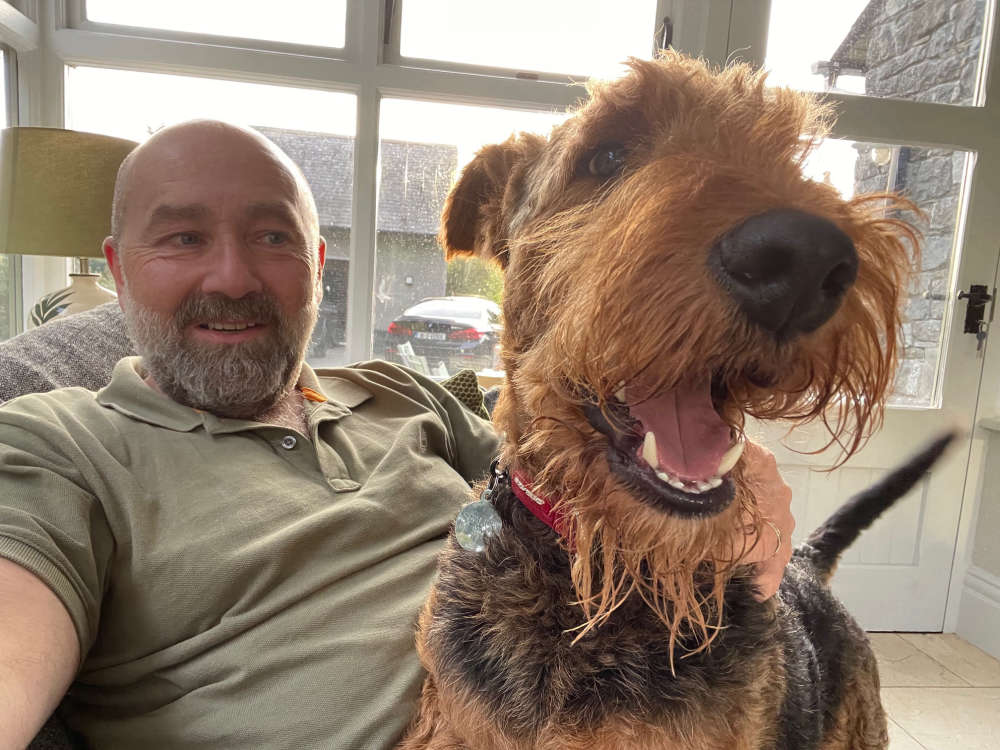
737, 440, 796, 600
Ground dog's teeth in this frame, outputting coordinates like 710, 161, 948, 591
614, 388, 627, 403
653, 467, 717, 495
642, 432, 659, 469
715, 439, 745, 476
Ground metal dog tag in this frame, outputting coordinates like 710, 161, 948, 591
455, 492, 502, 554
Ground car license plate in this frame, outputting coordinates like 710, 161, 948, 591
415, 331, 447, 341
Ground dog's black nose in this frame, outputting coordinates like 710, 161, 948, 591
710, 209, 858, 339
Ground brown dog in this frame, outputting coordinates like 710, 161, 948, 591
399, 52, 945, 750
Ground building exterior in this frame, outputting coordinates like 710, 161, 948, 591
256, 126, 458, 357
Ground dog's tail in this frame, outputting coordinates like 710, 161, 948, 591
798, 431, 957, 582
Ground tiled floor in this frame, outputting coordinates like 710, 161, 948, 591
869, 633, 1000, 749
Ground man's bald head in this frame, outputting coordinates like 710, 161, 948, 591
109, 120, 321, 252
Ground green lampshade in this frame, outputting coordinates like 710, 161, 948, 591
0, 127, 137, 259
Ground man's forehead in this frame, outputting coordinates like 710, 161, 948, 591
128, 155, 306, 219
115, 123, 318, 241
142, 199, 303, 224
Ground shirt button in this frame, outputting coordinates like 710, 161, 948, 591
280, 435, 298, 450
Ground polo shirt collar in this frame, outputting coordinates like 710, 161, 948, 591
96, 356, 371, 433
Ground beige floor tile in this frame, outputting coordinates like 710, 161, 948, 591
870, 633, 970, 687
888, 718, 925, 749
904, 733, 998, 749
900, 633, 1000, 688
882, 687, 1000, 748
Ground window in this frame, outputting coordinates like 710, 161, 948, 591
765, 0, 988, 105
400, 0, 659, 78
802, 137, 969, 406
0, 0, 989, 376
374, 98, 565, 377
83, 0, 347, 49
0, 48, 9, 341
64, 66, 356, 367
0, 48, 7, 129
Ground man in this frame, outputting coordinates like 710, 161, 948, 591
0, 120, 792, 749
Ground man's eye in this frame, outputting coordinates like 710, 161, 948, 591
174, 233, 200, 246
263, 232, 287, 245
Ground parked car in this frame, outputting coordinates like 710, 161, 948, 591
386, 296, 502, 374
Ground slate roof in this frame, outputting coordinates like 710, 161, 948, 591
829, 0, 885, 71
255, 126, 458, 236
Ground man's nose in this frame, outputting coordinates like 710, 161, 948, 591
200, 238, 264, 299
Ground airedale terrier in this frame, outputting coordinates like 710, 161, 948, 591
400, 52, 951, 750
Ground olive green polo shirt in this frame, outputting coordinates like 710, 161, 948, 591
0, 357, 498, 749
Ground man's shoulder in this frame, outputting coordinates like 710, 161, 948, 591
314, 359, 435, 400
314, 359, 483, 411
0, 385, 118, 435
1, 383, 103, 410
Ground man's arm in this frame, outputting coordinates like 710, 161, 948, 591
0, 558, 79, 749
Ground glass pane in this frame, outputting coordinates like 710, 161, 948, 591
765, 0, 987, 105
401, 0, 658, 78
85, 0, 346, 48
803, 138, 970, 407
1, 48, 7, 128
1, 50, 10, 341
376, 99, 566, 377
64, 66, 356, 368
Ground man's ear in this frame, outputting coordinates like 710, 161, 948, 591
317, 236, 327, 274
103, 237, 126, 309
439, 132, 545, 269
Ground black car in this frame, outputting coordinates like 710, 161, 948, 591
386, 296, 502, 374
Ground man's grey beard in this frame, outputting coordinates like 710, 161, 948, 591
121, 288, 317, 420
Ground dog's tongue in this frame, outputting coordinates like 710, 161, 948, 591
629, 377, 731, 480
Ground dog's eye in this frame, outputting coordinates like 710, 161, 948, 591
587, 143, 627, 178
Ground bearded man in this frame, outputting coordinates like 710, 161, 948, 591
0, 120, 793, 749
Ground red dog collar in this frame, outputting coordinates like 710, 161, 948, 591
511, 470, 568, 537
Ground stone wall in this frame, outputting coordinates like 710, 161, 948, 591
853, 0, 985, 404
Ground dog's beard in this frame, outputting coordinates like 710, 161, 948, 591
122, 288, 317, 420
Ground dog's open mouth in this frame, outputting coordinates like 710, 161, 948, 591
583, 375, 742, 517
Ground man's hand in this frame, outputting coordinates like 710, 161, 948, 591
739, 441, 795, 601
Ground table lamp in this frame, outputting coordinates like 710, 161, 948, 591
0, 127, 137, 327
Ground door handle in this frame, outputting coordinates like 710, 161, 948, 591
958, 283, 995, 350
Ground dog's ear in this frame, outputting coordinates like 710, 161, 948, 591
440, 133, 544, 268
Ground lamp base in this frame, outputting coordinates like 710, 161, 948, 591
29, 274, 118, 328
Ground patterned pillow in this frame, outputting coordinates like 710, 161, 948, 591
440, 368, 489, 419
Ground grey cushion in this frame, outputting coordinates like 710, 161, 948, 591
0, 302, 133, 403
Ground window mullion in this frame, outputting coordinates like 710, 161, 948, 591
343, 0, 384, 362
345, 85, 380, 362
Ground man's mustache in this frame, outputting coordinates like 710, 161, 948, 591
174, 292, 281, 329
